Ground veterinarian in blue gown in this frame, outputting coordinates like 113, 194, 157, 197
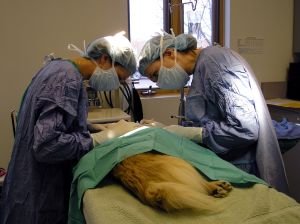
0, 33, 136, 224
138, 33, 289, 194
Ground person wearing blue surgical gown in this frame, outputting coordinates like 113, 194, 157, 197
0, 33, 136, 224
138, 33, 289, 194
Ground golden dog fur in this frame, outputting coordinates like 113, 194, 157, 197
112, 152, 233, 212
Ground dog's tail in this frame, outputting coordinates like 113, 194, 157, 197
144, 182, 223, 213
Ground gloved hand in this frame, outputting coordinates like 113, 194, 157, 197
87, 122, 107, 133
91, 120, 141, 146
140, 119, 166, 128
163, 125, 203, 143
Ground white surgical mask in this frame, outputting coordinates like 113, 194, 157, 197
156, 34, 189, 90
157, 64, 190, 89
89, 65, 120, 91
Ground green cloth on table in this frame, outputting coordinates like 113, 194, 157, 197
68, 127, 267, 224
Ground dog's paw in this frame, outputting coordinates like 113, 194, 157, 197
212, 187, 229, 198
217, 181, 233, 192
210, 180, 233, 198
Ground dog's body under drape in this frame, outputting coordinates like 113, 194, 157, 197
68, 127, 266, 223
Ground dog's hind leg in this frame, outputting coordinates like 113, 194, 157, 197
144, 181, 221, 212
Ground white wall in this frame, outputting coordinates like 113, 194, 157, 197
225, 0, 294, 83
0, 0, 129, 169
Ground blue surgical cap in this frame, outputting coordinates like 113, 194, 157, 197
79, 33, 137, 75
138, 33, 197, 76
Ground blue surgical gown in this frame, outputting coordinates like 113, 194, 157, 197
0, 59, 93, 224
185, 46, 289, 193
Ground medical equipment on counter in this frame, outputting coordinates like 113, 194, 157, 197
86, 87, 101, 107
174, 81, 193, 126
140, 85, 156, 96
170, 85, 195, 127
85, 78, 143, 122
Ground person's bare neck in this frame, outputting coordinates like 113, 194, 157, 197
71, 57, 95, 79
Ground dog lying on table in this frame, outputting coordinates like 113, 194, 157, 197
113, 152, 232, 212
90, 119, 233, 212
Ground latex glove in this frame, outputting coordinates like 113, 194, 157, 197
87, 122, 107, 133
140, 119, 166, 128
103, 120, 141, 133
163, 125, 203, 143
91, 120, 141, 146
